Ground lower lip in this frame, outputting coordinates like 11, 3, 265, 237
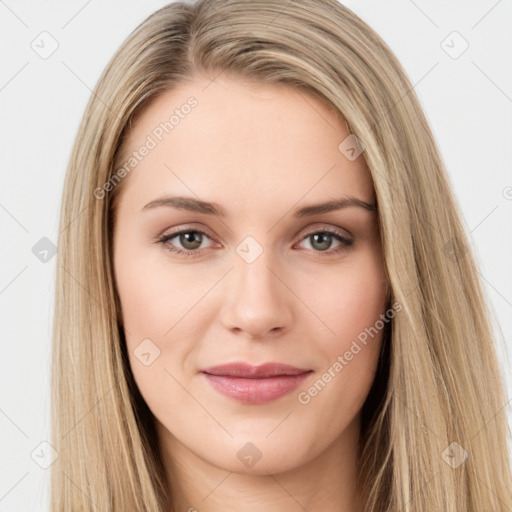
202, 372, 311, 404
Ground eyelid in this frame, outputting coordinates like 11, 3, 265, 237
156, 222, 216, 241
297, 222, 353, 239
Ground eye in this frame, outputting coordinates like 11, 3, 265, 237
157, 228, 216, 257
295, 226, 354, 256
156, 225, 354, 257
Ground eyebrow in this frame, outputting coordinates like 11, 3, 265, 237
141, 195, 377, 217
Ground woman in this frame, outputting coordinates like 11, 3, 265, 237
51, 0, 512, 510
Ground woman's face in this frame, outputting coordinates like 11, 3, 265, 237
113, 75, 388, 475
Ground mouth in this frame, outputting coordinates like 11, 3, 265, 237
201, 362, 313, 404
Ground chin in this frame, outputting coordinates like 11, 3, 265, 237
201, 435, 314, 475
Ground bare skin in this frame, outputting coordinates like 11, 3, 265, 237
113, 73, 388, 512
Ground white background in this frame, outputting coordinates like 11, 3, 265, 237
0, 0, 511, 510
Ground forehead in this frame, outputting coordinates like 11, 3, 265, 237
115, 75, 374, 215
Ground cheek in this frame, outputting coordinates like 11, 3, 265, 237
113, 243, 208, 390
296, 246, 387, 401
114, 238, 177, 388
295, 254, 387, 448
114, 253, 191, 427
308, 247, 387, 348
114, 239, 193, 334
115, 266, 165, 335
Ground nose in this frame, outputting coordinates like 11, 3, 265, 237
219, 250, 295, 340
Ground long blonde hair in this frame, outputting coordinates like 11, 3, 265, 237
51, 0, 512, 510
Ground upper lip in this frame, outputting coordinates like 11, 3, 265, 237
201, 362, 312, 378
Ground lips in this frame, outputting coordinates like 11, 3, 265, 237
201, 362, 313, 404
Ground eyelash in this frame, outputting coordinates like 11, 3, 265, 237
156, 225, 354, 258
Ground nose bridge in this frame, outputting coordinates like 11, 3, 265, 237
237, 247, 277, 297
219, 236, 294, 337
